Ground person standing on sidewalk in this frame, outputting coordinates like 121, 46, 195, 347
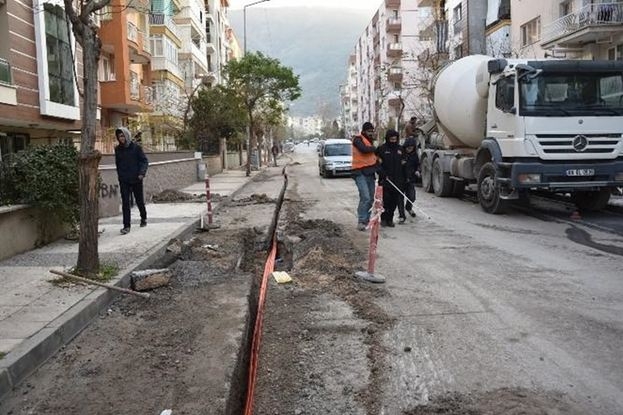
402, 136, 420, 218
352, 121, 378, 231
377, 129, 406, 226
115, 127, 149, 235
271, 143, 279, 167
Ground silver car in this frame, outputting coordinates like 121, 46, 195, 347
318, 138, 352, 178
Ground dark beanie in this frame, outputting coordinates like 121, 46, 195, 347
362, 122, 374, 131
385, 129, 399, 140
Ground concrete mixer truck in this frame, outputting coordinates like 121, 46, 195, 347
417, 55, 623, 213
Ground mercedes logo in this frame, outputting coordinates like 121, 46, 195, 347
572, 135, 588, 152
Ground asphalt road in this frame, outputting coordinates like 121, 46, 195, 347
287, 143, 623, 414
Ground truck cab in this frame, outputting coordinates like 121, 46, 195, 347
421, 55, 623, 213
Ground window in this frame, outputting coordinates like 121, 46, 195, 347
99, 53, 116, 81
0, 133, 30, 160
0, 58, 11, 85
495, 76, 515, 112
607, 44, 623, 60
453, 4, 462, 23
44, 3, 75, 106
520, 17, 541, 47
560, 0, 572, 17
454, 44, 463, 58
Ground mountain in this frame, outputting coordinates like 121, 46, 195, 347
228, 7, 371, 118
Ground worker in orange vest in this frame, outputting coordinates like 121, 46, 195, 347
352, 122, 378, 231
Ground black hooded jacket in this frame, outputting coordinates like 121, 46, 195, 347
114, 127, 149, 183
376, 131, 405, 187
402, 137, 420, 183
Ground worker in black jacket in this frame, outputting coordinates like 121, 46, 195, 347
402, 137, 420, 217
115, 127, 149, 235
376, 129, 406, 226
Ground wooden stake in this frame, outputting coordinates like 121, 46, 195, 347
49, 269, 150, 299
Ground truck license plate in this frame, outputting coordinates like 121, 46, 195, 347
566, 169, 595, 177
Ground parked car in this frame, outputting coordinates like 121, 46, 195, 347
318, 138, 352, 178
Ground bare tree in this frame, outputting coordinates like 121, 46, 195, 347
63, 0, 112, 276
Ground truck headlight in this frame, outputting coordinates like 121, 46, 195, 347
615, 172, 623, 181
518, 173, 541, 184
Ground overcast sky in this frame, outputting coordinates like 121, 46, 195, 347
227, 0, 382, 11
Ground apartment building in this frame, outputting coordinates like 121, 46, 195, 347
99, 0, 153, 137
340, 54, 359, 137
513, 0, 623, 60
343, 0, 433, 136
486, 0, 511, 57
0, 0, 83, 161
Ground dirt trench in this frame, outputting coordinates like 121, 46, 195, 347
0, 223, 271, 415
252, 182, 396, 415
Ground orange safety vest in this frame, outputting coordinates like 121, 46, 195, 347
352, 135, 377, 170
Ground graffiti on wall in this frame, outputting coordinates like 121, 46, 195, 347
100, 182, 119, 199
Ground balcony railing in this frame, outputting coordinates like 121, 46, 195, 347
127, 21, 139, 44
542, 2, 623, 45
0, 58, 12, 85
150, 13, 181, 41
130, 72, 140, 100
142, 32, 151, 54
387, 42, 403, 57
387, 17, 401, 31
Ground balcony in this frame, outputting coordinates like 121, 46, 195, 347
151, 56, 184, 82
180, 41, 208, 70
385, 0, 400, 8
150, 13, 182, 44
206, 32, 216, 53
387, 17, 401, 32
417, 0, 434, 6
387, 42, 403, 58
388, 66, 403, 82
174, 4, 204, 33
542, 2, 623, 48
127, 22, 151, 64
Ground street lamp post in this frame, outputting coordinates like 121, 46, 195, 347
243, 0, 270, 176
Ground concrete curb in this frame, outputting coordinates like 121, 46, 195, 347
0, 174, 257, 400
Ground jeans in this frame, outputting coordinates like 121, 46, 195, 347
120, 180, 146, 228
353, 172, 376, 224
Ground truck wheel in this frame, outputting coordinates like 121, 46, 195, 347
432, 158, 453, 197
571, 190, 611, 212
477, 162, 508, 214
421, 156, 434, 193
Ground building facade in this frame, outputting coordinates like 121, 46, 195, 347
342, 0, 433, 138
0, 0, 83, 161
0, 0, 237, 158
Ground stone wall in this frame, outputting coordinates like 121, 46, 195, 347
0, 205, 68, 261
99, 156, 203, 218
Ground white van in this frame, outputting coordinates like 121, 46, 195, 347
318, 138, 352, 178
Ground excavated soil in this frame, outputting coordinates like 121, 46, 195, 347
0, 227, 265, 415
404, 387, 586, 414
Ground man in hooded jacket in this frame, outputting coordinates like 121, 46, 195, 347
402, 137, 420, 217
115, 127, 149, 234
376, 129, 406, 226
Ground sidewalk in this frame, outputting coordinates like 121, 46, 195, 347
0, 169, 257, 399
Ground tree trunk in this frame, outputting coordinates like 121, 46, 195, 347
75, 23, 102, 276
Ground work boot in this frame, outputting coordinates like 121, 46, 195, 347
398, 217, 406, 224
120, 227, 130, 235
380, 219, 389, 227
407, 209, 416, 218
357, 222, 366, 231
140, 219, 147, 227
387, 221, 395, 227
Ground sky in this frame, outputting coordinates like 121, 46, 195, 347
227, 0, 382, 11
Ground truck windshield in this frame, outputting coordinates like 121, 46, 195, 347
519, 72, 623, 116
324, 144, 351, 157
